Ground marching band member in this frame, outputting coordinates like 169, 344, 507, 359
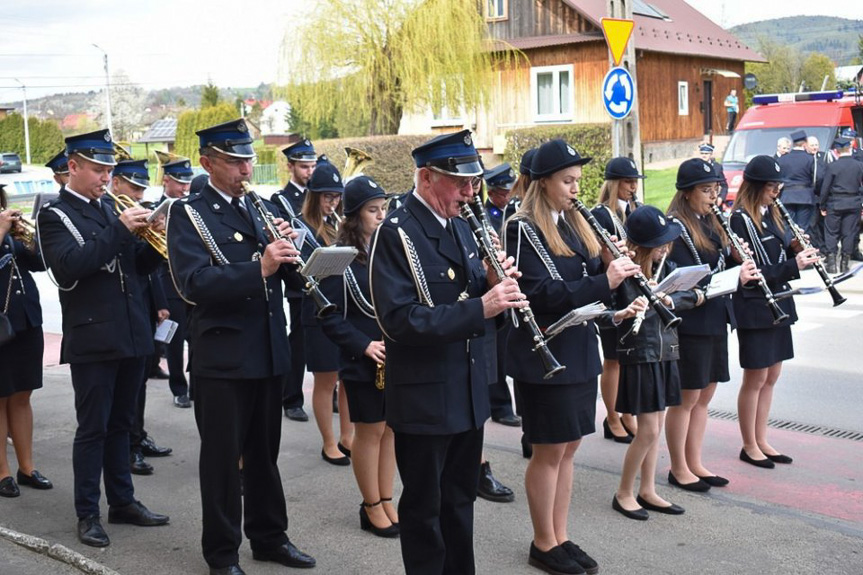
730, 155, 818, 469
369, 130, 526, 575
167, 119, 315, 574
504, 139, 639, 575
592, 156, 644, 444
37, 130, 169, 547
45, 149, 70, 190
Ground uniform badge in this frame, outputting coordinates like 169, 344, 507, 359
703, 163, 710, 172
464, 134, 472, 146
774, 162, 780, 172
304, 139, 311, 146
213, 203, 220, 209
104, 132, 112, 142
369, 181, 378, 188
566, 145, 576, 156
629, 159, 637, 169
658, 214, 665, 226
391, 217, 399, 224
234, 232, 243, 242
184, 161, 190, 168
237, 122, 247, 133
333, 173, 339, 182
447, 268, 455, 280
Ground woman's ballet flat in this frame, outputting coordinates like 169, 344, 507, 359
636, 495, 685, 515
612, 496, 648, 521
739, 448, 775, 469
602, 418, 633, 444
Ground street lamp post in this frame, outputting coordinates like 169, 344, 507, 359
92, 43, 113, 134
13, 78, 31, 165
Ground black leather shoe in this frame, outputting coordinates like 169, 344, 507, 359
140, 436, 173, 457
603, 418, 633, 444
612, 495, 649, 521
173, 394, 191, 408
766, 453, 793, 464
321, 449, 350, 466
528, 542, 585, 574
284, 407, 309, 422
636, 495, 685, 515
561, 541, 598, 575
210, 565, 246, 575
108, 500, 170, 526
16, 469, 52, 490
0, 476, 20, 498
739, 448, 775, 469
492, 413, 522, 427
149, 367, 169, 380
477, 461, 515, 503
521, 433, 533, 459
337, 442, 352, 457
252, 541, 316, 568
667, 471, 711, 492
697, 474, 730, 487
130, 450, 154, 475
359, 501, 400, 538
78, 515, 109, 547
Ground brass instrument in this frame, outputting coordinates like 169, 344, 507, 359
375, 362, 385, 390
773, 198, 846, 306
103, 188, 169, 259
343, 147, 373, 183
5, 212, 37, 249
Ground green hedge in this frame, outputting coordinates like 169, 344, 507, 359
0, 113, 64, 165
174, 102, 240, 164
503, 124, 612, 207
282, 134, 432, 195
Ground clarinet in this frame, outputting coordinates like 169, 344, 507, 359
242, 183, 337, 318
773, 198, 846, 307
468, 189, 497, 248
571, 198, 681, 330
458, 203, 565, 380
709, 205, 789, 324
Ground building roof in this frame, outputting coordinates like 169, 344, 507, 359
491, 32, 603, 52
569, 0, 765, 62
139, 118, 177, 143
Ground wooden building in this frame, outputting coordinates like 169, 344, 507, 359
399, 0, 765, 162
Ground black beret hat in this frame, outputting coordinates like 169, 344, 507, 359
744, 155, 786, 183
530, 139, 591, 178
343, 175, 386, 215
307, 161, 344, 194
519, 148, 537, 177
625, 205, 681, 248
605, 156, 644, 180
676, 158, 722, 190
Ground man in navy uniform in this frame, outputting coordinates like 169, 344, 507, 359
167, 119, 315, 575
154, 157, 194, 408
369, 129, 527, 575
820, 137, 863, 274
483, 163, 518, 235
778, 130, 819, 233
272, 138, 317, 422
45, 149, 70, 189
698, 144, 728, 205
37, 130, 169, 548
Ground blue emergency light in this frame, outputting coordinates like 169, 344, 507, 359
752, 90, 844, 105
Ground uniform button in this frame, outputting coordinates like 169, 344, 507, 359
471, 358, 475, 365
15, 290, 21, 295
269, 312, 273, 317
268, 288, 273, 294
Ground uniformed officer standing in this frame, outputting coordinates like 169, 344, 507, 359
45, 149, 70, 190
820, 137, 863, 274
778, 130, 820, 233
272, 138, 317, 422
155, 157, 194, 408
369, 130, 527, 575
167, 119, 315, 575
698, 144, 728, 205
37, 130, 169, 547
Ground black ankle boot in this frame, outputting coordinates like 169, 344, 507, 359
840, 253, 850, 273
825, 253, 838, 274
477, 461, 514, 502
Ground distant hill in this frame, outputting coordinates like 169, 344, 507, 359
730, 16, 863, 65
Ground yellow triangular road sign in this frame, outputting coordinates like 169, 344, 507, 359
601, 18, 635, 67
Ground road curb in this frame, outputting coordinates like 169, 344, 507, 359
0, 525, 121, 575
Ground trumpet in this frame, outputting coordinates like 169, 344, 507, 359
102, 188, 168, 259
773, 198, 846, 307
3, 210, 37, 249
241, 182, 337, 318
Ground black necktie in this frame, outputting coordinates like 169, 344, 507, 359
89, 199, 106, 223
231, 197, 252, 227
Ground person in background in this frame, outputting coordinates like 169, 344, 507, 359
45, 149, 70, 190
724, 89, 739, 133
774, 137, 791, 160
698, 144, 728, 205
778, 130, 819, 234
820, 137, 863, 274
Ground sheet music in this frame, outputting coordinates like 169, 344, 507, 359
654, 264, 710, 294
545, 302, 607, 340
154, 319, 178, 344
705, 267, 740, 299
302, 246, 358, 277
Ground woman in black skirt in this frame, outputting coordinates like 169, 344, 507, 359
592, 157, 644, 443
0, 187, 52, 497
319, 176, 399, 537
300, 161, 353, 465
611, 205, 699, 520
504, 140, 640, 574
730, 155, 818, 468
665, 158, 759, 491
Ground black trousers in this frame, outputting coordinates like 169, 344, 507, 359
165, 297, 189, 397
70, 357, 146, 518
193, 374, 289, 569
282, 296, 305, 410
786, 203, 816, 236
825, 208, 860, 254
130, 377, 148, 449
394, 427, 484, 575
488, 324, 515, 419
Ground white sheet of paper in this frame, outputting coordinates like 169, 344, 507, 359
545, 302, 607, 340
154, 319, 178, 344
302, 246, 358, 278
654, 264, 710, 294
705, 268, 740, 299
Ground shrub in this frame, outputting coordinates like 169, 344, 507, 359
0, 113, 65, 165
174, 102, 240, 164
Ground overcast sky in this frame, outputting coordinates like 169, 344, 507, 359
1, 0, 862, 103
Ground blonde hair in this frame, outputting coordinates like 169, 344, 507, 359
666, 188, 726, 254
597, 179, 635, 223
301, 191, 341, 246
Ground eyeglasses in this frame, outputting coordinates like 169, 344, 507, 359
435, 171, 482, 191
695, 185, 719, 196
321, 193, 342, 203
215, 154, 257, 167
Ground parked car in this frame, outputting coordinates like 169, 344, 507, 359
0, 152, 22, 173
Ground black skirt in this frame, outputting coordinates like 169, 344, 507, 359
342, 378, 385, 424
615, 360, 681, 415
515, 379, 597, 444
737, 326, 793, 369
677, 334, 730, 390
598, 327, 619, 361
0, 326, 44, 398
303, 324, 340, 373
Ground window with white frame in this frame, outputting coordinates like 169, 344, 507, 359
678, 81, 689, 116
486, 0, 507, 20
531, 65, 574, 122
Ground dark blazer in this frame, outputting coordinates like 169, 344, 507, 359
778, 149, 816, 205
712, 160, 729, 203
667, 215, 737, 335
485, 198, 517, 236
37, 189, 160, 363
504, 216, 612, 384
819, 156, 863, 211
319, 256, 380, 383
166, 184, 292, 379
729, 209, 799, 329
0, 235, 44, 332
369, 192, 493, 435
591, 204, 626, 239
271, 184, 308, 297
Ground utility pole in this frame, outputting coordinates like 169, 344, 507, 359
13, 78, 30, 164
92, 44, 113, 134
606, 0, 642, 173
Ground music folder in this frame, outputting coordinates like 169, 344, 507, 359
154, 319, 178, 344
302, 246, 358, 278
